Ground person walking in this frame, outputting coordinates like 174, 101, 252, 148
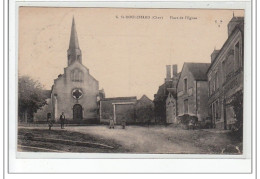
109, 115, 114, 129
60, 112, 66, 129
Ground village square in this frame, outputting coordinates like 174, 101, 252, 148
18, 9, 244, 154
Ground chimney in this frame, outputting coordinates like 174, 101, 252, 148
172, 65, 177, 77
166, 65, 171, 80
211, 50, 220, 63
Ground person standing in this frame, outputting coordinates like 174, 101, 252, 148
121, 118, 126, 129
60, 112, 66, 129
109, 115, 114, 129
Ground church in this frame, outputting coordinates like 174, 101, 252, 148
34, 17, 154, 125
35, 17, 103, 123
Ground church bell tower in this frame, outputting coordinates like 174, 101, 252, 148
67, 17, 82, 66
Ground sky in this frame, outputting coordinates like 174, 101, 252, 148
19, 7, 244, 99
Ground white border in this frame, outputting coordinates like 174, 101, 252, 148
8, 0, 253, 174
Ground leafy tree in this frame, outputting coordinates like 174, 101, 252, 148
229, 90, 243, 141
18, 76, 47, 123
135, 105, 154, 123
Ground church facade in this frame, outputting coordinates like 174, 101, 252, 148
35, 18, 101, 123
51, 18, 100, 123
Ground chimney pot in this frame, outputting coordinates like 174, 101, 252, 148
172, 65, 177, 76
166, 65, 171, 79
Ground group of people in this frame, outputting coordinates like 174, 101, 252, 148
47, 113, 127, 130
109, 116, 126, 129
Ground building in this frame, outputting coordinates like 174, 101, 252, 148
207, 16, 244, 129
35, 17, 102, 123
99, 97, 137, 124
154, 65, 179, 123
135, 95, 154, 123
177, 63, 210, 121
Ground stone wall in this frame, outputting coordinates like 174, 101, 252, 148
100, 97, 137, 124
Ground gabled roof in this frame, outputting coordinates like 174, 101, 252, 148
186, 63, 210, 81
138, 95, 153, 103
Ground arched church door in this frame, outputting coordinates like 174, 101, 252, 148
73, 104, 83, 121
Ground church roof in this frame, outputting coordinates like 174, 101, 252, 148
69, 17, 80, 49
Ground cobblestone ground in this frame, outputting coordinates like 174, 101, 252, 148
18, 125, 242, 154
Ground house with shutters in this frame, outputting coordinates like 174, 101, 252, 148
207, 16, 244, 129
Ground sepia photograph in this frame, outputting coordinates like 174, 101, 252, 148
17, 7, 245, 155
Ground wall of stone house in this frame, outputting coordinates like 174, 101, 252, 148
51, 61, 99, 122
177, 65, 196, 117
207, 30, 243, 129
34, 98, 53, 121
197, 81, 209, 121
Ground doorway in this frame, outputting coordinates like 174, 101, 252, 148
73, 104, 83, 121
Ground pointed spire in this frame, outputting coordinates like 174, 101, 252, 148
67, 17, 82, 66
69, 16, 80, 49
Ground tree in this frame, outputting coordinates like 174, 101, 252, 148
18, 76, 47, 123
135, 105, 154, 123
229, 90, 243, 141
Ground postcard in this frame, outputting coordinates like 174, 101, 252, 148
8, 0, 253, 174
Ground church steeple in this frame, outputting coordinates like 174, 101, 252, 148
67, 17, 82, 66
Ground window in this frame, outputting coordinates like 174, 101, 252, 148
213, 77, 216, 92
222, 60, 226, 82
71, 69, 83, 82
215, 72, 219, 90
215, 100, 219, 119
184, 78, 188, 94
77, 55, 81, 61
234, 42, 240, 69
209, 104, 212, 116
184, 99, 188, 114
226, 54, 234, 81
208, 80, 211, 96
